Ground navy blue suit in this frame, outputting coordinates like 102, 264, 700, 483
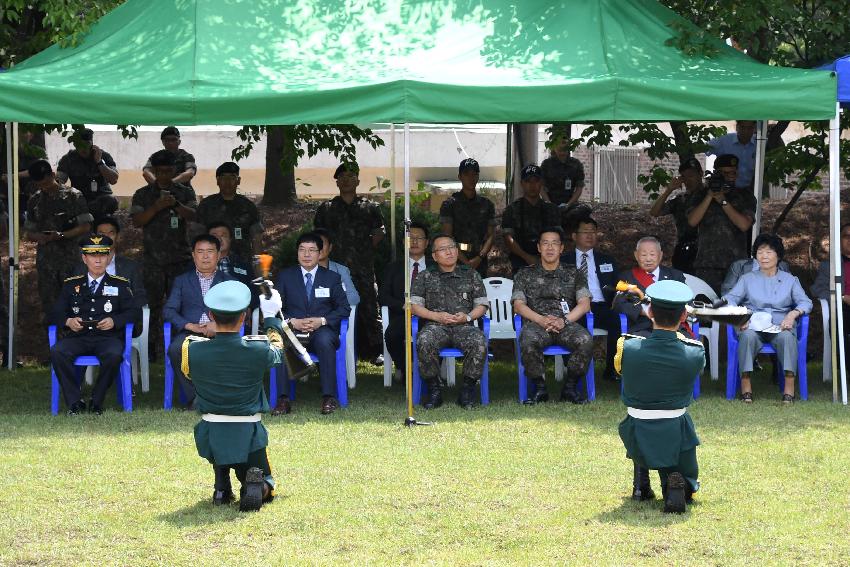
164, 269, 233, 403
275, 265, 350, 398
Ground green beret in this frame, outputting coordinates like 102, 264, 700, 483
204, 281, 251, 314
646, 280, 693, 309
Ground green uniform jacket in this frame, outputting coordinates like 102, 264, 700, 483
183, 318, 284, 466
616, 329, 705, 470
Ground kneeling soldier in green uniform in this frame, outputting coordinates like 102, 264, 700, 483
615, 280, 705, 514
182, 280, 284, 512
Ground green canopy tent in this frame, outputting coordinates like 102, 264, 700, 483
0, 0, 842, 402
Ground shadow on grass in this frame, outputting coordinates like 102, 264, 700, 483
596, 496, 699, 526
159, 499, 245, 526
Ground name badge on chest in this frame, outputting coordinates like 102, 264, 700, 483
103, 286, 119, 296
315, 287, 330, 298
560, 300, 570, 315
599, 263, 613, 273
234, 227, 243, 240
170, 215, 179, 229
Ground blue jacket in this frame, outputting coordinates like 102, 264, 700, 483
164, 269, 233, 331
275, 265, 350, 332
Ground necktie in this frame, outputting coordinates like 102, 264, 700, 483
579, 253, 588, 279
411, 261, 420, 286
90, 279, 98, 294
649, 272, 656, 282
305, 272, 313, 300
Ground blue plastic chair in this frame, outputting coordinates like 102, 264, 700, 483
48, 324, 134, 415
268, 319, 349, 407
618, 313, 702, 399
514, 312, 596, 403
411, 316, 490, 406
725, 315, 809, 400
163, 321, 246, 410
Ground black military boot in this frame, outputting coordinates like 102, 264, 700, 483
525, 378, 549, 404
423, 380, 443, 409
239, 467, 265, 512
560, 375, 588, 404
663, 472, 687, 514
631, 463, 655, 501
457, 378, 477, 409
213, 465, 235, 505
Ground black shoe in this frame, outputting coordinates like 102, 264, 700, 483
89, 403, 103, 416
560, 385, 588, 404
524, 381, 549, 405
67, 401, 86, 416
371, 355, 385, 366
457, 382, 476, 409
663, 472, 687, 514
239, 467, 265, 512
632, 486, 656, 501
213, 489, 235, 506
423, 384, 443, 409
603, 369, 620, 382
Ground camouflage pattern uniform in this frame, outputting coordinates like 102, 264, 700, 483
313, 195, 385, 356
56, 150, 119, 219
501, 197, 561, 273
512, 263, 593, 381
25, 187, 93, 312
686, 187, 756, 293
657, 193, 699, 273
144, 149, 197, 188
410, 265, 489, 382
130, 182, 197, 350
439, 191, 496, 277
195, 193, 263, 263
540, 155, 585, 206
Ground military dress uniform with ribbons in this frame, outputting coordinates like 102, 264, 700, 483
615, 328, 705, 492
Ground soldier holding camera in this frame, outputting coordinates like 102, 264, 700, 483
24, 159, 93, 312
685, 154, 756, 293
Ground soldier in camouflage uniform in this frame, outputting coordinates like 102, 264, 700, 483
513, 227, 593, 404
439, 158, 496, 277
131, 149, 198, 354
142, 126, 198, 189
195, 162, 263, 263
56, 128, 119, 220
23, 160, 93, 315
648, 157, 702, 274
313, 162, 385, 360
685, 154, 756, 293
410, 234, 489, 409
502, 164, 561, 274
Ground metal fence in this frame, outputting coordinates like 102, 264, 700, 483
592, 147, 641, 204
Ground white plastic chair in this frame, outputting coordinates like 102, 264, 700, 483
483, 277, 515, 340
381, 305, 454, 387
251, 308, 260, 335
683, 273, 720, 380
345, 306, 357, 388
820, 298, 831, 382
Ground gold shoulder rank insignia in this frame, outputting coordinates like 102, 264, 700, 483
676, 331, 703, 347
108, 274, 130, 282
243, 335, 270, 342
64, 275, 85, 282
615, 334, 645, 375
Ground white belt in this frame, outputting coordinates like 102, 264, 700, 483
201, 413, 262, 423
627, 407, 686, 420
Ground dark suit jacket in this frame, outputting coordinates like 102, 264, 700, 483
379, 258, 436, 319
74, 255, 148, 308
561, 248, 619, 304
613, 265, 686, 334
49, 273, 139, 338
164, 269, 233, 332
275, 265, 350, 332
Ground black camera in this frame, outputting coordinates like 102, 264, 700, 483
706, 170, 734, 192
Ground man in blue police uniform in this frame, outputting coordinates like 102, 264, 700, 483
182, 280, 285, 512
49, 235, 139, 415
615, 280, 705, 514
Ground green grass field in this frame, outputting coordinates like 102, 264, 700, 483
1, 360, 849, 566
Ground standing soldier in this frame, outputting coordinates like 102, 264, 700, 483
410, 234, 489, 409
439, 158, 496, 277
131, 149, 197, 354
182, 280, 284, 511
616, 280, 705, 514
512, 227, 593, 404
24, 160, 93, 313
56, 128, 119, 219
142, 126, 198, 188
195, 162, 263, 264
501, 164, 561, 274
648, 157, 703, 274
313, 162, 385, 362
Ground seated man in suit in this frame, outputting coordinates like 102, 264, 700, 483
207, 221, 258, 311
49, 235, 140, 415
313, 228, 360, 309
164, 234, 234, 409
273, 232, 350, 415
561, 216, 621, 380
614, 236, 687, 337
378, 221, 432, 382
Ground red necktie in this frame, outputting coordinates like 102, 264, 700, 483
411, 262, 420, 286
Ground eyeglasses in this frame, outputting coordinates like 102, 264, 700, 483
539, 240, 562, 248
298, 247, 320, 254
433, 245, 457, 253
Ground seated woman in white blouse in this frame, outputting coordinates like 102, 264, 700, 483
723, 233, 812, 404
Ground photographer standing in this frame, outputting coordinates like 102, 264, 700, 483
649, 157, 703, 273
686, 154, 756, 293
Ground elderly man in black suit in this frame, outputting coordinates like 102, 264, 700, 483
561, 217, 620, 381
613, 236, 687, 337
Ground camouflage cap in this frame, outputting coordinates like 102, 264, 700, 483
715, 154, 739, 168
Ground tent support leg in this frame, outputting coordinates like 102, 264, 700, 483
828, 104, 847, 404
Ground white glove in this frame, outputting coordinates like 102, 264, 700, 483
260, 286, 283, 319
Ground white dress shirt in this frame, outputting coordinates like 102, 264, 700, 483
575, 248, 604, 302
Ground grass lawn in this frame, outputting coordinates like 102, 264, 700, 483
1, 359, 849, 566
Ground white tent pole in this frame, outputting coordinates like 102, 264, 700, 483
828, 103, 847, 404
390, 123, 397, 261
5, 122, 18, 370
751, 120, 768, 241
